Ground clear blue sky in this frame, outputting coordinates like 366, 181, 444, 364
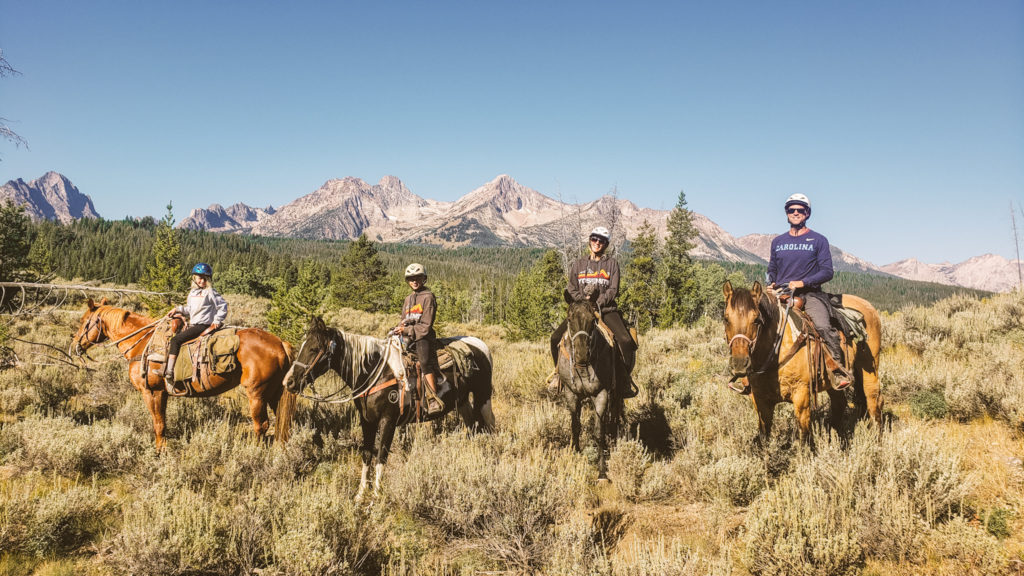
1, 0, 1021, 265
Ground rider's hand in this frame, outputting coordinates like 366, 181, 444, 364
788, 280, 805, 291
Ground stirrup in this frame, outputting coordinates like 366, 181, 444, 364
164, 375, 188, 396
727, 376, 751, 395
830, 369, 852, 391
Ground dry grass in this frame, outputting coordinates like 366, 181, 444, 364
0, 290, 1022, 574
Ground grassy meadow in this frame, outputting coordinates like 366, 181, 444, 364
1, 289, 1022, 575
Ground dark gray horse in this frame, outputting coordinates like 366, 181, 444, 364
556, 290, 622, 479
283, 316, 495, 500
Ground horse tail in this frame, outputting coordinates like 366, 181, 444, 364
466, 338, 496, 432
274, 340, 297, 443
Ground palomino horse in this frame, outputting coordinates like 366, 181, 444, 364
722, 281, 883, 445
556, 290, 623, 479
71, 298, 295, 450
282, 316, 495, 500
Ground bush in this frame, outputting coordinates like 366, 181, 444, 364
0, 473, 111, 558
909, 389, 948, 420
0, 415, 147, 476
741, 472, 863, 576
697, 455, 766, 506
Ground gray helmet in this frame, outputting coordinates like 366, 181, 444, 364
404, 262, 426, 279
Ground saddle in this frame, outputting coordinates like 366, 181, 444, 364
147, 326, 239, 394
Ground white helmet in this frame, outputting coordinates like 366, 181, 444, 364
784, 193, 811, 216
404, 262, 426, 278
589, 226, 611, 242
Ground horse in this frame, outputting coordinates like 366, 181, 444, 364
71, 298, 295, 451
282, 316, 495, 500
722, 281, 883, 446
556, 290, 623, 480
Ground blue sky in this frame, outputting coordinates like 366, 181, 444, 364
1, 1, 1021, 265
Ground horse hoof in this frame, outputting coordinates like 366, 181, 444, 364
597, 476, 610, 484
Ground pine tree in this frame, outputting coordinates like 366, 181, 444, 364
333, 234, 391, 312
504, 250, 565, 341
620, 220, 662, 333
0, 201, 30, 282
142, 203, 184, 310
267, 260, 331, 345
659, 190, 700, 327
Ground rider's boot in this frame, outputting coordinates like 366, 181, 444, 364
618, 345, 639, 399
423, 371, 443, 414
163, 355, 178, 395
824, 349, 852, 391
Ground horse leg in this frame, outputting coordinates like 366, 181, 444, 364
792, 387, 814, 449
355, 418, 378, 503
470, 380, 496, 432
374, 417, 399, 498
855, 346, 884, 433
247, 390, 271, 442
826, 389, 849, 445
749, 389, 776, 447
595, 390, 610, 481
141, 387, 168, 453
569, 396, 583, 452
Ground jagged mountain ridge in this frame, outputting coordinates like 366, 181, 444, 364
881, 255, 1023, 293
8, 171, 1021, 292
0, 171, 100, 223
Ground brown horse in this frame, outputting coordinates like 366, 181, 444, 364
71, 298, 295, 450
557, 290, 623, 480
722, 281, 883, 445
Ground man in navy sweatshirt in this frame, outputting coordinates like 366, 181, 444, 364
767, 194, 852, 390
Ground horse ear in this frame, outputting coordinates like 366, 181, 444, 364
723, 281, 733, 301
313, 316, 325, 330
99, 297, 109, 306
87, 298, 97, 311
563, 289, 573, 305
121, 310, 131, 324
752, 281, 763, 303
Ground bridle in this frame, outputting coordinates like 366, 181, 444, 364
290, 333, 336, 389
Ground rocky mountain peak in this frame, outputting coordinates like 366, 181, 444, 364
0, 172, 100, 223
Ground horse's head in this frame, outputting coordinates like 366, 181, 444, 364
284, 315, 336, 393
564, 288, 598, 366
70, 298, 121, 357
722, 281, 768, 377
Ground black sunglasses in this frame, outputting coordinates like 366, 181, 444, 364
589, 236, 608, 244
786, 208, 808, 215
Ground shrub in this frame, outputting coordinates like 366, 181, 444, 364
909, 389, 948, 420
0, 473, 111, 558
741, 472, 863, 576
0, 415, 147, 476
697, 455, 766, 506
607, 440, 651, 503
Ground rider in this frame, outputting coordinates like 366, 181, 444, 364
767, 194, 852, 390
163, 262, 228, 394
393, 263, 441, 410
550, 227, 638, 399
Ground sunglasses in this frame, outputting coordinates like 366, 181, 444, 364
786, 208, 808, 215
589, 236, 608, 244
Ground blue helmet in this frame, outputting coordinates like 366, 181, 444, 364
191, 262, 213, 277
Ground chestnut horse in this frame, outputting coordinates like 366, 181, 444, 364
71, 298, 295, 450
722, 281, 883, 445
282, 316, 495, 500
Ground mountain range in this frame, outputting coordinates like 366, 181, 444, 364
4, 172, 1021, 293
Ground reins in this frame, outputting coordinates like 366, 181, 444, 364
295, 330, 396, 405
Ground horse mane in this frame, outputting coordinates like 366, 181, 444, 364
332, 329, 386, 389
729, 287, 780, 328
